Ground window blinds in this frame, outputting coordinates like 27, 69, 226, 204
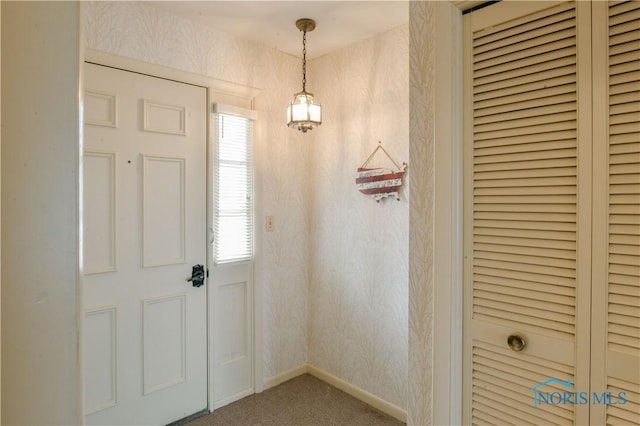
214, 113, 254, 264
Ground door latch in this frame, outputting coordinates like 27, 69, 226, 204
186, 264, 205, 288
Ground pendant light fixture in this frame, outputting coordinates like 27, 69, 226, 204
287, 18, 322, 133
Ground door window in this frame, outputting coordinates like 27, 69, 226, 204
214, 113, 254, 264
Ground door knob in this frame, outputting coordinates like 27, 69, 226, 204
186, 264, 205, 288
507, 334, 526, 352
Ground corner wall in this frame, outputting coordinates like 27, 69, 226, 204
1, 2, 81, 424
308, 23, 410, 410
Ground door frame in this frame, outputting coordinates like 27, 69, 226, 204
82, 49, 262, 415
429, 2, 464, 425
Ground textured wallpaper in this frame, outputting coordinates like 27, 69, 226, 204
83, 1, 310, 383
408, 2, 436, 425
308, 24, 410, 409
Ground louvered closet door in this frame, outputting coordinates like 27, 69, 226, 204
463, 2, 591, 425
592, 2, 640, 425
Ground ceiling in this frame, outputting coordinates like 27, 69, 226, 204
147, 1, 410, 59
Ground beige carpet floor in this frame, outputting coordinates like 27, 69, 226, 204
186, 374, 405, 426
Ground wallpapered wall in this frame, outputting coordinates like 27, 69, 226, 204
84, 1, 420, 420
308, 25, 409, 409
83, 1, 310, 382
408, 2, 436, 425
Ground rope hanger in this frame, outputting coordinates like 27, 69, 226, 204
360, 141, 403, 170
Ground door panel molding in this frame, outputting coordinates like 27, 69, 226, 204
83, 151, 117, 274
142, 155, 187, 267
142, 293, 187, 395
83, 306, 118, 414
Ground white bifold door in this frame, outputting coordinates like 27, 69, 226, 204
463, 1, 639, 425
83, 63, 208, 425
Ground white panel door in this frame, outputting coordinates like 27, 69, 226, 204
83, 63, 207, 425
211, 262, 254, 409
463, 2, 591, 424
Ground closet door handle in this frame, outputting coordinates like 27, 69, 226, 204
507, 334, 526, 352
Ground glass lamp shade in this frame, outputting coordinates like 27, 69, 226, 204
287, 91, 322, 133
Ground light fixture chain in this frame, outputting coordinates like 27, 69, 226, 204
302, 30, 307, 92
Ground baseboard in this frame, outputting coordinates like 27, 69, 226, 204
307, 365, 408, 423
262, 364, 308, 391
213, 387, 254, 410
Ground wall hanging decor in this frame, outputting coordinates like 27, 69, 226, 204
356, 142, 407, 202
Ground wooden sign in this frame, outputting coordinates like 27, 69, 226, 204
355, 143, 407, 202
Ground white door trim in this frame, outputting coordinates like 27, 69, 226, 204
432, 3, 464, 425
85, 50, 260, 102
82, 48, 262, 412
